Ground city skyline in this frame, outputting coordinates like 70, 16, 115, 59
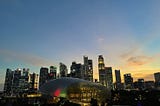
1, 1, 160, 89
3, 63, 160, 91
1, 56, 159, 91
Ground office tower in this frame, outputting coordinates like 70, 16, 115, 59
39, 67, 49, 88
59, 63, 68, 77
70, 62, 83, 78
138, 79, 145, 90
145, 81, 155, 90
105, 67, 113, 89
4, 69, 14, 95
22, 68, 30, 85
134, 79, 145, 90
30, 73, 39, 90
154, 72, 160, 88
98, 55, 105, 86
4, 68, 39, 95
12, 68, 22, 95
115, 70, 122, 90
22, 68, 30, 78
88, 59, 93, 82
135, 79, 145, 90
124, 73, 133, 89
49, 66, 57, 80
19, 68, 30, 92
83, 56, 93, 82
154, 72, 160, 82
83, 56, 89, 80
115, 70, 121, 84
98, 55, 105, 70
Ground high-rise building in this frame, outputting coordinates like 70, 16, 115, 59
154, 72, 160, 82
124, 73, 133, 89
88, 59, 93, 82
134, 79, 145, 90
115, 70, 122, 90
4, 68, 39, 95
12, 68, 22, 94
115, 70, 121, 84
4, 69, 14, 95
59, 63, 68, 77
22, 68, 30, 78
83, 56, 93, 82
30, 73, 39, 90
70, 62, 83, 78
19, 68, 30, 92
39, 67, 49, 88
105, 67, 113, 89
49, 66, 57, 80
98, 55, 105, 86
83, 56, 89, 80
138, 79, 145, 89
154, 72, 160, 88
98, 55, 105, 71
145, 81, 155, 90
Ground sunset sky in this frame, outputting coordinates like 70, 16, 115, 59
0, 0, 160, 90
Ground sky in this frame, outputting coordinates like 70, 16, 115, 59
0, 0, 160, 90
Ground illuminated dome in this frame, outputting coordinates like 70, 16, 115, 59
40, 77, 90, 97
39, 77, 111, 105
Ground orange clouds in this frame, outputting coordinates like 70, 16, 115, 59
118, 51, 160, 81
127, 56, 153, 66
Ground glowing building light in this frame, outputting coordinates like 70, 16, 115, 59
54, 88, 61, 97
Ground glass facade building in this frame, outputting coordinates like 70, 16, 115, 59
39, 67, 49, 88
59, 63, 68, 77
98, 55, 105, 86
124, 73, 133, 89
39, 77, 110, 105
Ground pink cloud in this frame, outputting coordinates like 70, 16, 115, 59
127, 56, 153, 66
0, 49, 55, 67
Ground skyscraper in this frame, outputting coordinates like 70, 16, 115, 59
83, 56, 93, 82
137, 79, 145, 90
30, 73, 39, 90
12, 68, 21, 95
145, 81, 155, 90
4, 68, 39, 95
105, 67, 113, 89
83, 56, 89, 80
98, 55, 105, 71
59, 63, 68, 77
88, 59, 93, 82
39, 67, 49, 88
154, 72, 160, 88
70, 62, 83, 78
115, 70, 122, 90
49, 66, 57, 80
124, 73, 133, 89
98, 55, 105, 85
19, 68, 30, 92
4, 69, 14, 95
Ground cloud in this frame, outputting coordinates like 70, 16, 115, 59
97, 36, 105, 43
0, 49, 55, 67
120, 47, 140, 59
127, 56, 153, 66
121, 52, 160, 68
